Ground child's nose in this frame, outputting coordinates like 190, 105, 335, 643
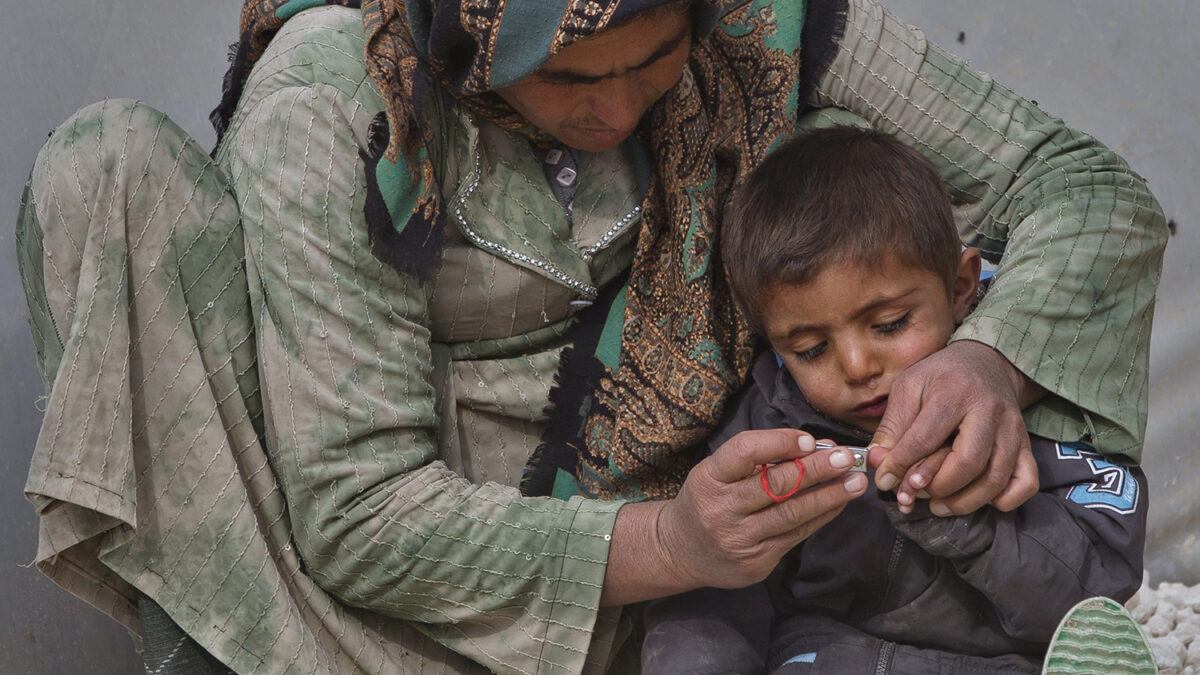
840, 343, 882, 385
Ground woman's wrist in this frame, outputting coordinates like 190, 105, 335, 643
1012, 368, 1047, 409
599, 500, 696, 607
955, 339, 1047, 408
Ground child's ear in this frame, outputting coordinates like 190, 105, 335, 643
951, 248, 982, 323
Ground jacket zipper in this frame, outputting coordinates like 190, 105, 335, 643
873, 532, 906, 616
873, 532, 905, 673
875, 640, 896, 674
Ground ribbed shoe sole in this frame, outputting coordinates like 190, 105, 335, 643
1043, 597, 1157, 674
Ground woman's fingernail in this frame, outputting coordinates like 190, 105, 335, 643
844, 473, 867, 492
897, 492, 912, 506
830, 449, 852, 468
797, 435, 815, 453
910, 473, 927, 488
930, 501, 952, 517
877, 473, 899, 491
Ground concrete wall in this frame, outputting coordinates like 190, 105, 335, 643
1, 1, 1195, 671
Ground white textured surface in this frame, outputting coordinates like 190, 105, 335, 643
1129, 576, 1200, 673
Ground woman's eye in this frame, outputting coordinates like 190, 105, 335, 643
795, 343, 826, 362
540, 74, 602, 87
876, 313, 911, 334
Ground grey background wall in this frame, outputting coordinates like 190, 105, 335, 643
1, 1, 1195, 672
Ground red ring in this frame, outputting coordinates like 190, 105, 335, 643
760, 458, 805, 503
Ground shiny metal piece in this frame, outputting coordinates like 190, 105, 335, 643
770, 441, 870, 472
815, 441, 869, 472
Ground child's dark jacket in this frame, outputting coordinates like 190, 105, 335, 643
660, 350, 1148, 669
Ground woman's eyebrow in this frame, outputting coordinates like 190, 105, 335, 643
537, 24, 691, 84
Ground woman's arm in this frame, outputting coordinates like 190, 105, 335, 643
812, 0, 1167, 511
217, 14, 620, 673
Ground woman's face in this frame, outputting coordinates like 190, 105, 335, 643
496, 5, 692, 152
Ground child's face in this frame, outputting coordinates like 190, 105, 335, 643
762, 252, 980, 432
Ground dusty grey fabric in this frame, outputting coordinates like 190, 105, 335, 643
17, 93, 623, 674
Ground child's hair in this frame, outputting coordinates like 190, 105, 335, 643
722, 126, 961, 334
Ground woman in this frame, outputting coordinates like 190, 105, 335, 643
16, 0, 1165, 673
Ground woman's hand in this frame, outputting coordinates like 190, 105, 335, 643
600, 430, 867, 606
869, 340, 1045, 516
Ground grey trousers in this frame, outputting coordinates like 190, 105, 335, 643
17, 98, 255, 674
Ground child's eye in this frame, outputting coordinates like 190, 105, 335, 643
875, 313, 911, 334
795, 343, 826, 362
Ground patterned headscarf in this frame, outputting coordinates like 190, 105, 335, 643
214, 0, 847, 499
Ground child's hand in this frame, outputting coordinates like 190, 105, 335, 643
865, 445, 948, 513
877, 445, 1038, 515
889, 445, 947, 514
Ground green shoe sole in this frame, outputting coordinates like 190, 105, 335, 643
1043, 597, 1157, 674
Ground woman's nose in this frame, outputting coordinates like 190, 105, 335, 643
588, 77, 644, 132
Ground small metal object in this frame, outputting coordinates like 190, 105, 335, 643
815, 441, 869, 472
769, 441, 870, 472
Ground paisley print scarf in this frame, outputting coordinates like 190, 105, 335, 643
213, 0, 847, 499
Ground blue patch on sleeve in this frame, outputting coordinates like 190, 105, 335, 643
782, 652, 818, 665
1056, 442, 1139, 514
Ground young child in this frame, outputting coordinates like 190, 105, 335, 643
641, 127, 1149, 674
